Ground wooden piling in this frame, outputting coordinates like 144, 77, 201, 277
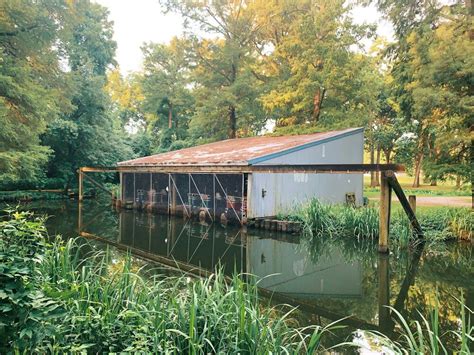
78, 168, 84, 202
379, 171, 392, 253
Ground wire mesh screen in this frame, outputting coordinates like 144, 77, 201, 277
189, 174, 214, 217
170, 173, 190, 217
123, 173, 134, 202
135, 173, 151, 206
214, 174, 244, 223
151, 173, 169, 213
121, 172, 246, 224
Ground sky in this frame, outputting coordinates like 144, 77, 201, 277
94, 0, 393, 75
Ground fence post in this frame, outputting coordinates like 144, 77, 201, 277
409, 195, 416, 215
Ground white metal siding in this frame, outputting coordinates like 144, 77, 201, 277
247, 131, 364, 218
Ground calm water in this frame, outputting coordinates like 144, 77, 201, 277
13, 199, 474, 349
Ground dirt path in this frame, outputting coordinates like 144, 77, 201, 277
369, 196, 472, 208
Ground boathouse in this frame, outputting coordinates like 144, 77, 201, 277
116, 127, 364, 224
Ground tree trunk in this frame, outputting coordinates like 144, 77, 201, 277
312, 88, 326, 124
375, 145, 381, 187
168, 102, 173, 129
456, 175, 461, 189
430, 180, 437, 186
370, 143, 376, 187
228, 105, 236, 139
383, 149, 392, 164
412, 153, 423, 187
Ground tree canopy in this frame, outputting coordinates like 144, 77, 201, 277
0, 0, 471, 189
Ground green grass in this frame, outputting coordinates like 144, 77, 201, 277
363, 174, 471, 197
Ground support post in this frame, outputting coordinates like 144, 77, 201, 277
379, 171, 392, 253
78, 168, 84, 202
409, 195, 416, 215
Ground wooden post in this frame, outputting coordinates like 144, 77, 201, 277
409, 195, 416, 215
379, 171, 392, 253
77, 197, 83, 233
78, 168, 84, 202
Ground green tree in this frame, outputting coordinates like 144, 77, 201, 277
141, 38, 194, 149
260, 0, 376, 130
0, 0, 71, 186
375, 0, 472, 187
161, 0, 267, 141
42, 1, 132, 189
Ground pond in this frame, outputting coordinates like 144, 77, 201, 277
12, 198, 474, 350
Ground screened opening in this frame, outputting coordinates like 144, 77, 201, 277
122, 173, 134, 202
121, 172, 246, 224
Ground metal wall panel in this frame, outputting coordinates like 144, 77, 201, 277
247, 132, 364, 218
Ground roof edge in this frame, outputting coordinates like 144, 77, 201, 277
248, 127, 364, 165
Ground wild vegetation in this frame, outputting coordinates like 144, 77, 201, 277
1, 210, 472, 353
1, 0, 472, 192
278, 199, 472, 249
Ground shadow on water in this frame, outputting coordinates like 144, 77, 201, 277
11, 199, 474, 348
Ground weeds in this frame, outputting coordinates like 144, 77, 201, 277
280, 198, 472, 249
355, 293, 473, 354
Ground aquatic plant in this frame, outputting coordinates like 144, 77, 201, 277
281, 198, 472, 248
354, 294, 473, 354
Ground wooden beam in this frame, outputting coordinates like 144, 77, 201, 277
82, 173, 114, 197
250, 163, 405, 174
79, 163, 405, 175
379, 171, 392, 253
385, 171, 423, 238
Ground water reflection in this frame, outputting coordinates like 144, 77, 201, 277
15, 199, 473, 342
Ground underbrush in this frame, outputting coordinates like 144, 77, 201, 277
0, 191, 69, 202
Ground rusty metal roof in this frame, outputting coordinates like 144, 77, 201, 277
118, 127, 363, 167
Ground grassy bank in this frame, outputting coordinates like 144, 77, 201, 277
278, 199, 472, 248
1, 211, 472, 353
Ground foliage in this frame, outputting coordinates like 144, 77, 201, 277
141, 38, 194, 149
354, 295, 473, 354
279, 198, 472, 249
259, 0, 377, 129
0, 0, 70, 185
0, 211, 65, 352
41, 1, 132, 189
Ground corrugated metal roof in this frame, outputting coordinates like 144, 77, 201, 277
118, 127, 363, 167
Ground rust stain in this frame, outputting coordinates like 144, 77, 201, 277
118, 128, 361, 167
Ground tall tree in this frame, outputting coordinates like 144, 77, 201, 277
141, 37, 194, 149
42, 1, 131, 189
0, 0, 70, 185
161, 0, 267, 140
374, 0, 472, 187
259, 0, 376, 130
